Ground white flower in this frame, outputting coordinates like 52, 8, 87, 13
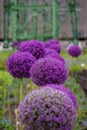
78, 42, 82, 49
81, 63, 85, 67
67, 43, 73, 50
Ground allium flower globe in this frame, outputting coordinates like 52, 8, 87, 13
11, 41, 21, 49
7, 51, 36, 78
68, 45, 82, 57
45, 48, 58, 56
45, 49, 65, 64
49, 44, 61, 53
49, 38, 60, 44
30, 58, 67, 86
19, 39, 45, 59
18, 87, 77, 130
45, 39, 60, 48
42, 84, 77, 108
45, 53, 65, 64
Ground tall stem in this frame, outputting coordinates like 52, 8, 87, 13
7, 89, 12, 122
20, 79, 23, 102
69, 56, 74, 76
15, 109, 20, 130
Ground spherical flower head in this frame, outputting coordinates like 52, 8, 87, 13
19, 39, 45, 59
30, 58, 67, 86
45, 48, 58, 56
11, 41, 21, 49
45, 39, 60, 48
68, 45, 82, 57
7, 51, 36, 78
42, 84, 77, 109
49, 44, 61, 53
45, 53, 65, 64
45, 48, 64, 64
18, 87, 77, 130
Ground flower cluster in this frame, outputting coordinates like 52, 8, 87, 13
6, 38, 77, 130
45, 48, 58, 56
45, 39, 60, 48
18, 87, 77, 130
30, 58, 67, 86
45, 53, 65, 64
49, 44, 61, 53
42, 84, 77, 108
44, 48, 65, 63
11, 41, 21, 49
68, 45, 82, 57
7, 51, 36, 78
19, 40, 45, 59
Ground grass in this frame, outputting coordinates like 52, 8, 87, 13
0, 50, 13, 59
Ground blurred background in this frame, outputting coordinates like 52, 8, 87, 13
0, 0, 87, 48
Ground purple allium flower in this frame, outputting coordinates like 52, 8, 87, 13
49, 44, 61, 53
19, 40, 45, 59
44, 48, 65, 64
45, 39, 60, 48
42, 84, 77, 108
68, 45, 82, 57
45, 53, 65, 64
7, 51, 36, 78
45, 48, 58, 56
30, 58, 67, 86
11, 41, 21, 49
18, 87, 77, 130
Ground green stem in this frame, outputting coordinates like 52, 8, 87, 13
4, 87, 7, 104
7, 90, 12, 122
71, 57, 74, 76
20, 79, 23, 102
30, 79, 32, 91
69, 56, 74, 76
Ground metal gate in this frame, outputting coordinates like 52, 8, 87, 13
4, 0, 78, 47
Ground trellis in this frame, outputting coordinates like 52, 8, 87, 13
4, 0, 78, 47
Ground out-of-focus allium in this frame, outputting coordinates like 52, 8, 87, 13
11, 41, 21, 49
45, 48, 58, 56
19, 40, 45, 59
18, 87, 77, 130
68, 45, 82, 57
30, 58, 67, 86
7, 51, 36, 78
49, 44, 61, 53
45, 39, 60, 48
42, 84, 77, 108
45, 53, 65, 64
44, 48, 65, 64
